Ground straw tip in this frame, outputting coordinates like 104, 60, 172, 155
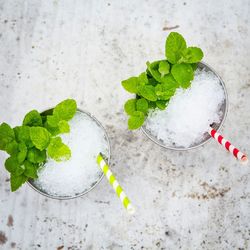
241, 155, 248, 165
127, 205, 136, 215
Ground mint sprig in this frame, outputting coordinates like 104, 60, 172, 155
0, 99, 77, 191
122, 32, 203, 130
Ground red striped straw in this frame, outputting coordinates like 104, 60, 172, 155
209, 127, 248, 165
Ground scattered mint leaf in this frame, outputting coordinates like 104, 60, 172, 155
47, 137, 71, 162
124, 99, 137, 115
6, 140, 19, 155
138, 85, 157, 101
121, 77, 139, 93
158, 61, 170, 77
0, 123, 15, 150
27, 148, 46, 163
53, 99, 77, 121
171, 63, 194, 87
10, 174, 27, 192
17, 142, 27, 164
58, 120, 70, 133
136, 98, 148, 114
30, 127, 51, 151
165, 32, 187, 64
24, 161, 38, 179
181, 47, 204, 63
23, 110, 42, 127
128, 111, 145, 130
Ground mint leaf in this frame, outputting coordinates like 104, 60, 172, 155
121, 77, 138, 93
171, 63, 194, 88
6, 140, 19, 155
24, 161, 38, 179
165, 32, 187, 64
155, 84, 176, 100
124, 99, 137, 115
14, 126, 33, 148
146, 61, 162, 82
53, 99, 77, 121
10, 174, 27, 192
5, 156, 25, 175
27, 148, 46, 163
148, 101, 156, 109
191, 63, 198, 71
0, 123, 15, 150
23, 110, 42, 127
47, 115, 59, 127
138, 72, 148, 85
139, 85, 157, 101
47, 137, 71, 162
158, 61, 170, 77
136, 98, 148, 114
17, 142, 27, 164
156, 100, 168, 110
128, 111, 145, 130
30, 127, 50, 151
58, 120, 70, 133
181, 47, 203, 63
161, 73, 179, 88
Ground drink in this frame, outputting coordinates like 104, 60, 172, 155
143, 63, 227, 149
30, 110, 110, 198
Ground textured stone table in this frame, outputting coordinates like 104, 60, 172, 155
0, 0, 249, 249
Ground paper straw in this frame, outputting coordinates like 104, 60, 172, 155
209, 127, 248, 164
97, 153, 135, 214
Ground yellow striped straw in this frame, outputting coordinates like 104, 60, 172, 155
97, 153, 135, 214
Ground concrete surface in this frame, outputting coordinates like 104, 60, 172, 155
0, 0, 249, 249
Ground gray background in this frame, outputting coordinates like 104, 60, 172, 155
0, 0, 249, 249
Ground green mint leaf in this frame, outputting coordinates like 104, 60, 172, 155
24, 161, 38, 179
23, 110, 42, 127
147, 77, 158, 86
10, 174, 27, 192
138, 85, 157, 101
17, 142, 27, 164
5, 155, 25, 175
14, 126, 33, 148
53, 99, 77, 121
121, 77, 139, 93
136, 98, 148, 114
181, 47, 203, 63
6, 140, 19, 155
138, 72, 148, 85
27, 148, 46, 163
171, 63, 194, 87
146, 61, 162, 82
158, 61, 170, 77
58, 120, 70, 133
155, 84, 176, 100
47, 115, 60, 127
30, 127, 51, 151
47, 137, 71, 162
124, 99, 137, 115
0, 123, 15, 151
156, 100, 168, 110
191, 63, 198, 71
148, 101, 156, 109
161, 73, 179, 88
165, 32, 187, 64
128, 111, 145, 130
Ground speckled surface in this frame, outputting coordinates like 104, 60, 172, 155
0, 0, 250, 249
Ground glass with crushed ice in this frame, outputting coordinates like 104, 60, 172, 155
28, 110, 111, 199
141, 62, 228, 150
